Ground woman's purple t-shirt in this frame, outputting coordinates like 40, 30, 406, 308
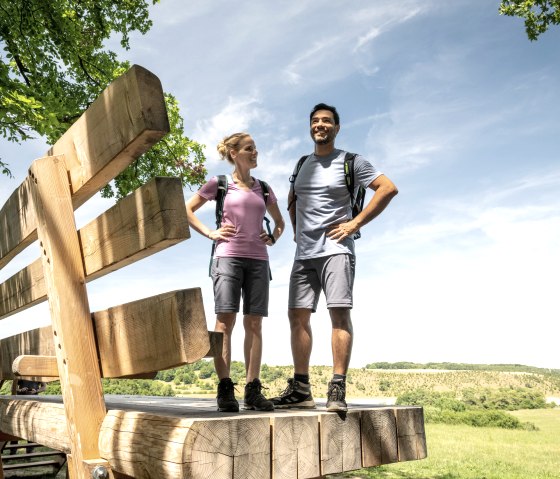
197, 175, 277, 260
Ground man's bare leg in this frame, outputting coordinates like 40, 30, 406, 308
288, 308, 313, 375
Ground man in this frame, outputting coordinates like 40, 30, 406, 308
271, 103, 398, 412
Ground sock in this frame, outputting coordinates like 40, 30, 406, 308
294, 373, 310, 384
332, 374, 346, 383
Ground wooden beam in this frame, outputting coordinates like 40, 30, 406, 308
361, 407, 398, 467
29, 155, 106, 479
0, 176, 188, 320
93, 288, 210, 378
0, 64, 169, 271
319, 411, 362, 476
0, 177, 36, 270
80, 176, 189, 281
51, 64, 170, 209
204, 331, 223, 358
100, 410, 271, 479
396, 407, 427, 461
1, 289, 212, 380
0, 399, 71, 453
271, 414, 320, 479
12, 355, 58, 378
0, 327, 55, 380
0, 432, 21, 442
0, 398, 427, 479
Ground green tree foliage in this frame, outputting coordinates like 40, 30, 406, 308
260, 364, 287, 384
197, 360, 216, 380
101, 93, 206, 200
397, 387, 548, 429
427, 408, 533, 429
365, 361, 560, 376
397, 387, 551, 411
44, 379, 173, 396
499, 0, 560, 40
0, 0, 206, 195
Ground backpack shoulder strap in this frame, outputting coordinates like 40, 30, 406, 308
287, 155, 309, 211
215, 175, 228, 228
344, 152, 367, 240
289, 155, 309, 184
343, 152, 358, 204
209, 175, 228, 277
257, 179, 270, 204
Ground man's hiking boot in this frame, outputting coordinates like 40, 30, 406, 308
244, 378, 274, 411
326, 379, 347, 412
270, 378, 316, 409
217, 378, 239, 412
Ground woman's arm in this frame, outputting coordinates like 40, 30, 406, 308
260, 201, 285, 246
185, 194, 235, 241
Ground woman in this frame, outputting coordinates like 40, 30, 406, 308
185, 132, 284, 412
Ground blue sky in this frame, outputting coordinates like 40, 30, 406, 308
1, 0, 560, 370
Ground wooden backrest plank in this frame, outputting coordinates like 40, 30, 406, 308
0, 176, 188, 320
94, 288, 209, 378
0, 178, 37, 270
81, 176, 189, 280
0, 65, 169, 271
0, 258, 44, 320
49, 65, 169, 209
1, 288, 210, 380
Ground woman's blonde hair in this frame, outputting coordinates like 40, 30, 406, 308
217, 132, 250, 164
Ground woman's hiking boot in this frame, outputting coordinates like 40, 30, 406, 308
217, 378, 239, 412
244, 378, 274, 411
270, 378, 316, 409
326, 378, 347, 412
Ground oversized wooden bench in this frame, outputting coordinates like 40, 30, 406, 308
0, 65, 426, 479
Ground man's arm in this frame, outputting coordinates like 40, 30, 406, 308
326, 174, 398, 242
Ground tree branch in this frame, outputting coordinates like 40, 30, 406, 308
78, 55, 101, 86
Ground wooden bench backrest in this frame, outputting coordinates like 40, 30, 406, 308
0, 65, 212, 479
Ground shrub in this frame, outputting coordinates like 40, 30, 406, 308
424, 408, 535, 430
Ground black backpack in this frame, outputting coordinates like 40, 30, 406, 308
209, 175, 272, 275
288, 152, 366, 239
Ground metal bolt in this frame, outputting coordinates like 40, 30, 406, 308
92, 465, 109, 479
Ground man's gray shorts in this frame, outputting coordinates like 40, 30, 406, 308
211, 257, 269, 316
288, 254, 355, 312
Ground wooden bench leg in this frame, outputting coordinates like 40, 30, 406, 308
30, 156, 107, 479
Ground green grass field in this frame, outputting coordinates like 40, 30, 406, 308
331, 409, 560, 479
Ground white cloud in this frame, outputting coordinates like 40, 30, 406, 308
283, 37, 342, 85
193, 96, 267, 164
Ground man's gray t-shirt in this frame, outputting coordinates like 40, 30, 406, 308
292, 149, 381, 260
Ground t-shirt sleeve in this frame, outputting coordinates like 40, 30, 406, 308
267, 184, 278, 204
197, 176, 218, 201
354, 154, 382, 188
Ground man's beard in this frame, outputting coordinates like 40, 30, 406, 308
313, 131, 334, 144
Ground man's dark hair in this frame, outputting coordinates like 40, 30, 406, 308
310, 103, 340, 125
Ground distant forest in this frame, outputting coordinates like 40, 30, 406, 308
364, 362, 560, 375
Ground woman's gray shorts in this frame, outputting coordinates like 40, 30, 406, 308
288, 253, 355, 312
211, 257, 270, 316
